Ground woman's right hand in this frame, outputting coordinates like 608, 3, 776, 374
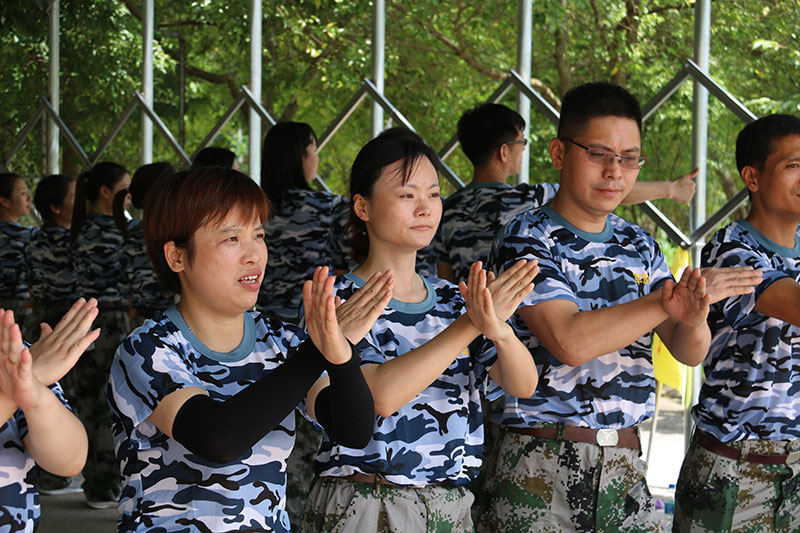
335, 270, 394, 344
303, 267, 353, 366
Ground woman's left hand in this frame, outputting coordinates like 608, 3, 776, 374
303, 267, 352, 365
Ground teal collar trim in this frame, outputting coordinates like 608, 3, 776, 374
164, 305, 256, 363
739, 220, 800, 258
344, 272, 436, 314
541, 205, 613, 242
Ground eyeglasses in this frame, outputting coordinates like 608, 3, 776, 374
504, 138, 528, 147
561, 138, 647, 169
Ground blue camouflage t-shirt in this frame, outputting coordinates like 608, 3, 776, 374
694, 220, 800, 443
0, 382, 71, 533
120, 220, 173, 310
313, 273, 497, 486
258, 189, 343, 320
0, 221, 34, 299
108, 307, 306, 532
25, 225, 76, 302
72, 213, 129, 303
434, 182, 559, 282
488, 205, 673, 429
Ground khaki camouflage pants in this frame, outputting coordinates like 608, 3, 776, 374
673, 433, 800, 532
477, 426, 662, 533
300, 476, 474, 533
61, 308, 129, 500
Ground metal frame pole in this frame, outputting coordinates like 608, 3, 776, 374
515, 0, 532, 184
686, 0, 711, 450
142, 0, 154, 165
249, 0, 262, 183
371, 0, 385, 137
47, 0, 60, 174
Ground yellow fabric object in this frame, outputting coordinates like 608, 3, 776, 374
652, 248, 693, 408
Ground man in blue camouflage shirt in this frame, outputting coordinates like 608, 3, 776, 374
673, 114, 800, 532
478, 82, 758, 532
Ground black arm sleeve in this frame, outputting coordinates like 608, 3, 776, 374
171, 339, 327, 464
313, 353, 375, 449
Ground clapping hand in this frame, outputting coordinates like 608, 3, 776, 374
661, 266, 711, 328
303, 267, 352, 365
335, 270, 394, 344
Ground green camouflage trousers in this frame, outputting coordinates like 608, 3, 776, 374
477, 427, 662, 533
673, 433, 800, 532
287, 415, 324, 523
300, 476, 475, 533
61, 308, 129, 500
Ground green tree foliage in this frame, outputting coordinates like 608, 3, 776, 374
1, 1, 798, 240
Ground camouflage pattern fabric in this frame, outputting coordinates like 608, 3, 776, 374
487, 205, 673, 430
258, 189, 343, 321
61, 308, 129, 501
108, 307, 307, 532
0, 382, 71, 533
120, 220, 173, 311
72, 213, 129, 303
694, 221, 800, 443
286, 414, 324, 525
300, 476, 474, 533
434, 182, 558, 283
477, 428, 662, 533
313, 273, 497, 488
329, 198, 438, 278
0, 221, 33, 299
25, 225, 76, 302
673, 434, 800, 532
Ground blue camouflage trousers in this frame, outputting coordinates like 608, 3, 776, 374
674, 432, 800, 532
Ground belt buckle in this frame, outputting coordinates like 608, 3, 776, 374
596, 429, 619, 447
786, 451, 800, 464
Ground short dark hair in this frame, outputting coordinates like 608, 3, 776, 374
34, 174, 74, 227
735, 114, 800, 174
191, 147, 237, 169
113, 162, 175, 234
348, 127, 440, 263
0, 173, 22, 200
457, 103, 525, 167
558, 82, 642, 140
260, 121, 315, 209
143, 167, 271, 293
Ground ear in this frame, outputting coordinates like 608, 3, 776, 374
549, 138, 566, 170
497, 142, 510, 163
0, 197, 10, 209
741, 166, 759, 192
98, 184, 112, 200
50, 204, 61, 216
163, 241, 187, 274
353, 194, 370, 223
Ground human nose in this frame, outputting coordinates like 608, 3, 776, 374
603, 155, 625, 178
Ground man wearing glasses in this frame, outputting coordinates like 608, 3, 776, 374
434, 103, 697, 285
479, 82, 757, 532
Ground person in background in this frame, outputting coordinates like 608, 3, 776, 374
191, 146, 239, 170
69, 161, 131, 509
113, 162, 175, 329
0, 173, 33, 332
25, 173, 80, 495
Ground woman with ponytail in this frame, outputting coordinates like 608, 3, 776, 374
69, 161, 130, 509
113, 162, 175, 329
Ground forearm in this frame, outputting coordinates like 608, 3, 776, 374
533, 291, 669, 366
23, 389, 87, 477
488, 333, 537, 398
660, 320, 710, 367
622, 180, 671, 204
363, 314, 480, 417
172, 339, 329, 463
